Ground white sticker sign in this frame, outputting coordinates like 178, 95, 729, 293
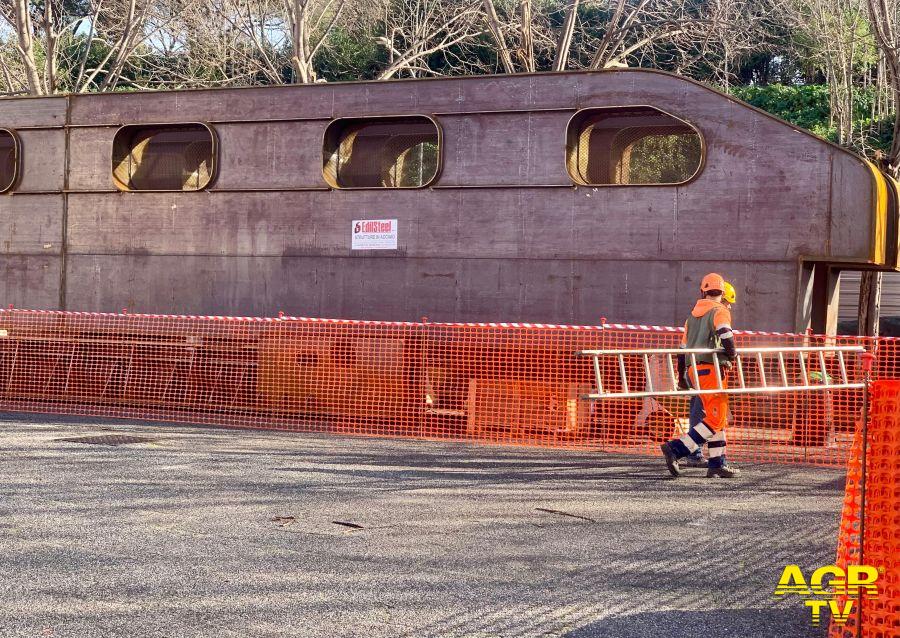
352, 219, 398, 250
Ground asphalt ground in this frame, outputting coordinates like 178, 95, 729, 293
0, 414, 846, 638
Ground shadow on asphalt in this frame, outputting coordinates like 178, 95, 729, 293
565, 608, 825, 638
0, 413, 846, 638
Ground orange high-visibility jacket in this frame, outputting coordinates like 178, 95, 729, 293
681, 299, 735, 363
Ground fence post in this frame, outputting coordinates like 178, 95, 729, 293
418, 316, 429, 438
857, 351, 876, 638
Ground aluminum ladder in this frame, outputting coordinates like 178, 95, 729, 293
575, 346, 867, 400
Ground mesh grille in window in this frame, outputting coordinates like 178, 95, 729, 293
112, 124, 215, 191
0, 129, 18, 192
567, 107, 702, 186
324, 117, 440, 188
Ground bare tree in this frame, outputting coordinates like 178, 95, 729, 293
207, 0, 293, 85
868, 0, 900, 173
129, 0, 287, 88
174, 0, 348, 85
861, 0, 900, 335
579, 0, 740, 71
552, 0, 578, 71
0, 0, 792, 90
284, 0, 346, 82
0, 38, 29, 94
2, 0, 101, 94
476, 0, 765, 80
482, 0, 515, 73
0, 0, 206, 94
683, 0, 783, 87
518, 0, 534, 71
376, 0, 483, 79
785, 0, 872, 146
10, 0, 43, 93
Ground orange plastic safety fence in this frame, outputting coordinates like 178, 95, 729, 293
831, 380, 900, 638
0, 309, 892, 468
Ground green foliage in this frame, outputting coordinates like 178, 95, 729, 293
730, 84, 832, 134
397, 142, 438, 186
626, 133, 702, 184
317, 27, 386, 81
729, 83, 895, 155
851, 114, 896, 155
54, 34, 114, 92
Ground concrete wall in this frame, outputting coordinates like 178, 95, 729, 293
0, 71, 884, 332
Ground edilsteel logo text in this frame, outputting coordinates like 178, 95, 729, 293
773, 565, 881, 625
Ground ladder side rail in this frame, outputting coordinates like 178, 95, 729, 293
777, 352, 788, 387
797, 351, 809, 386
591, 354, 604, 398
690, 353, 700, 390
666, 353, 678, 391
617, 354, 629, 394
576, 346, 865, 356
643, 354, 654, 394
712, 354, 723, 390
576, 345, 866, 400
583, 382, 866, 400
756, 352, 767, 389
817, 351, 830, 387
837, 351, 849, 385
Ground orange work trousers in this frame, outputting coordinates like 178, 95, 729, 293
687, 362, 729, 432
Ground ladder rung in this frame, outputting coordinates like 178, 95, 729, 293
580, 345, 865, 400
838, 351, 848, 385
618, 354, 628, 394
777, 352, 788, 387
666, 353, 678, 391
756, 352, 767, 388
818, 351, 829, 386
592, 355, 603, 395
798, 351, 809, 386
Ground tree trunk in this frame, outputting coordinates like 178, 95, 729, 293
290, 14, 315, 85
12, 0, 44, 95
482, 0, 515, 73
518, 0, 534, 72
589, 0, 628, 70
858, 270, 883, 337
552, 0, 579, 72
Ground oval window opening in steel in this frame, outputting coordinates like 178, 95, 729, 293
566, 106, 703, 186
323, 116, 441, 189
112, 123, 216, 192
0, 129, 19, 193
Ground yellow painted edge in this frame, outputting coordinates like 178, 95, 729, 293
864, 160, 888, 264
888, 174, 900, 269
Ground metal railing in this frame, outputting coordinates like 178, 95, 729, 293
576, 346, 867, 400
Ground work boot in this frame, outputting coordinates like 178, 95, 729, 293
681, 453, 708, 469
660, 443, 682, 477
706, 464, 741, 478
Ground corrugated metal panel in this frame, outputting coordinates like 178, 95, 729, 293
838, 271, 900, 320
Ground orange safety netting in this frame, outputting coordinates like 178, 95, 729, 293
2, 308, 900, 634
831, 380, 900, 638
0, 308, 892, 467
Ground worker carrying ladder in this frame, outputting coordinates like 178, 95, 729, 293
576, 346, 866, 399
575, 345, 868, 477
